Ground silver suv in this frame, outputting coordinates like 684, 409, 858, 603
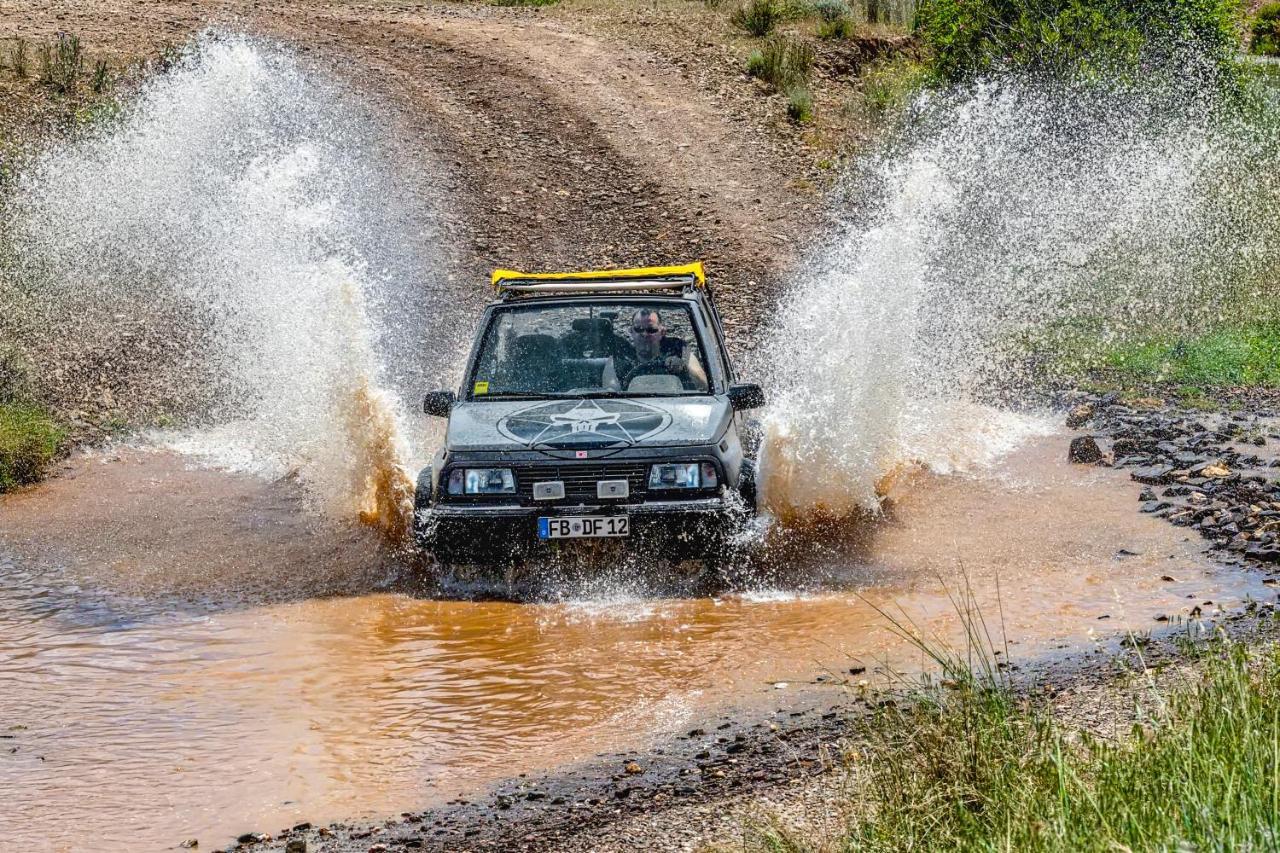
413, 263, 765, 570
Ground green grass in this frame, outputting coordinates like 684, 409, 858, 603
754, 635, 1280, 852
1252, 1, 1280, 56
785, 83, 815, 121
0, 403, 65, 492
1100, 324, 1280, 388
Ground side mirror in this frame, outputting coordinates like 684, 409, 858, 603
727, 383, 765, 411
423, 390, 457, 418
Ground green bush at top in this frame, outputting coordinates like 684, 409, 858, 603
0, 404, 65, 492
913, 0, 1244, 84
1252, 2, 1280, 55
817, 15, 858, 38
732, 0, 781, 35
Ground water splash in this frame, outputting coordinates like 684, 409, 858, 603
760, 75, 1280, 520
4, 32, 451, 540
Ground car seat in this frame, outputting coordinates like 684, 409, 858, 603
498, 334, 563, 393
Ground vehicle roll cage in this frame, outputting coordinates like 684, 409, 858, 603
491, 262, 706, 299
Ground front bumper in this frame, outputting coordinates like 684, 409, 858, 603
416, 496, 742, 562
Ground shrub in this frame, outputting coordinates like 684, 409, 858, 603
913, 0, 1243, 84
10, 38, 27, 79
813, 0, 852, 21
0, 404, 65, 492
746, 35, 815, 88
731, 0, 780, 36
1252, 2, 1280, 55
36, 33, 83, 95
785, 83, 815, 120
817, 15, 857, 37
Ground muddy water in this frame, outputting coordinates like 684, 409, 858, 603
1, 438, 1272, 852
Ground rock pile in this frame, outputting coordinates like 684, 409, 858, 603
1062, 391, 1280, 567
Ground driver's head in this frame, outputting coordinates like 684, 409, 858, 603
630, 308, 664, 358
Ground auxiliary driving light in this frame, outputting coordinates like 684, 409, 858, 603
448, 468, 516, 495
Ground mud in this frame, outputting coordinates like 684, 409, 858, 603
3, 434, 1277, 851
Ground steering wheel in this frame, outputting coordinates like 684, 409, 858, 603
620, 358, 671, 388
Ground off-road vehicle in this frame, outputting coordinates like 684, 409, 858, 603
413, 263, 765, 571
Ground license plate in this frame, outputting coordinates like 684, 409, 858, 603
538, 516, 630, 539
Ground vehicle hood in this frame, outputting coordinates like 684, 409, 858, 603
444, 396, 731, 453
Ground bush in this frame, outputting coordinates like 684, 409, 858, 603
913, 0, 1244, 84
1252, 2, 1280, 55
860, 55, 930, 113
785, 83, 815, 120
746, 35, 815, 88
813, 0, 852, 21
732, 0, 780, 36
0, 404, 65, 492
817, 15, 857, 37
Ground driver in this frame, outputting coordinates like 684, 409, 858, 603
624, 308, 708, 388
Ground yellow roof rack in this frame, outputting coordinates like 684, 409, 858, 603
492, 262, 705, 295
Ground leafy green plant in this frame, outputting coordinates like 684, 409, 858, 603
745, 35, 815, 88
913, 0, 1243, 84
1252, 2, 1280, 55
10, 38, 27, 80
732, 0, 781, 36
785, 83, 815, 120
36, 33, 83, 95
860, 55, 929, 113
0, 404, 65, 492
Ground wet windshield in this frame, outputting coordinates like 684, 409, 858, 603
469, 302, 711, 399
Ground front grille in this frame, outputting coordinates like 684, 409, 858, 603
516, 462, 650, 505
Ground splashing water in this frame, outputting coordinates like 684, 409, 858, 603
759, 76, 1280, 521
4, 32, 451, 541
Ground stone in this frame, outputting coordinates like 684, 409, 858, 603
1066, 402, 1095, 429
624, 761, 643, 774
285, 840, 308, 853
1132, 466, 1175, 485
1069, 436, 1103, 464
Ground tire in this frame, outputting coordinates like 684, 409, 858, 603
737, 457, 758, 514
412, 465, 433, 551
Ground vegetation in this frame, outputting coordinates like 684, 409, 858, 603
1099, 324, 1280, 389
1252, 2, 1280, 55
752, 629, 1280, 852
732, 0, 782, 36
0, 404, 65, 492
859, 55, 930, 113
37, 33, 84, 95
912, 0, 1244, 84
816, 15, 857, 38
812, 0, 852, 20
746, 36, 815, 89
10, 38, 28, 80
785, 83, 815, 120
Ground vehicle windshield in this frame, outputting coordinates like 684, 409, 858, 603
469, 301, 711, 399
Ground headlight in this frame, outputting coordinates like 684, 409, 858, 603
447, 468, 516, 495
648, 462, 718, 490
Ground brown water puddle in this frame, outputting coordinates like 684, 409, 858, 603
0, 439, 1269, 851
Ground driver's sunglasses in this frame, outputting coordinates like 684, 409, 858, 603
632, 326, 661, 335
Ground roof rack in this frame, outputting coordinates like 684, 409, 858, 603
491, 262, 705, 297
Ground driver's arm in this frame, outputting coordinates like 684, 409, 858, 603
685, 349, 708, 389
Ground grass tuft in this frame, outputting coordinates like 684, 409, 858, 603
37, 33, 83, 95
0, 404, 65, 492
491, 0, 560, 7
746, 35, 815, 89
785, 84, 815, 121
91, 59, 109, 94
1252, 1, 1280, 56
817, 15, 857, 38
10, 38, 28, 79
732, 0, 781, 36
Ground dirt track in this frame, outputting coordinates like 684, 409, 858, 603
5, 0, 827, 345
